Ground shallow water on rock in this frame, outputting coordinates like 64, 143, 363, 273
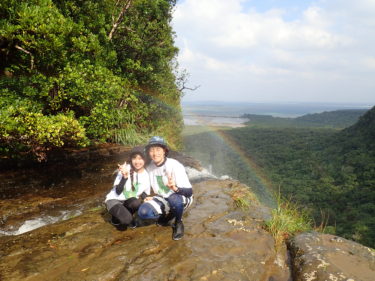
0, 146, 133, 235
0, 178, 291, 281
0, 146, 293, 280
0, 147, 206, 236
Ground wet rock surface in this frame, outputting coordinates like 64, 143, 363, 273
2, 146, 374, 281
288, 232, 375, 281
0, 145, 202, 235
0, 179, 291, 281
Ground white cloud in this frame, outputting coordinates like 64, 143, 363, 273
303, 6, 328, 27
172, 0, 375, 103
362, 57, 375, 69
178, 41, 195, 63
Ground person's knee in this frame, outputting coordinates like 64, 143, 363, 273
109, 204, 132, 225
138, 205, 149, 218
125, 198, 141, 212
118, 215, 132, 225
168, 194, 183, 209
138, 203, 158, 220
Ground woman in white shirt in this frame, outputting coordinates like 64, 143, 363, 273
105, 148, 150, 230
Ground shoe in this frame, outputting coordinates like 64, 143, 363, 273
111, 216, 127, 231
110, 216, 121, 226
116, 224, 127, 231
129, 220, 137, 229
157, 213, 174, 227
134, 217, 157, 227
172, 221, 184, 240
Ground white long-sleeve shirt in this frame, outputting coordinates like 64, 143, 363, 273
147, 158, 192, 198
105, 165, 151, 202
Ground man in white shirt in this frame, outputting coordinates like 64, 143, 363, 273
138, 136, 193, 240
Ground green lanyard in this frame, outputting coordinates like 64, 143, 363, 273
123, 173, 139, 199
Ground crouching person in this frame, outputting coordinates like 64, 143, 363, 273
138, 136, 193, 240
105, 148, 150, 230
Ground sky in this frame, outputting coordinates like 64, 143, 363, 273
172, 0, 375, 104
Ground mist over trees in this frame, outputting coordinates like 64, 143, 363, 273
0, 0, 182, 161
184, 107, 375, 248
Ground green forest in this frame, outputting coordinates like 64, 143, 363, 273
184, 107, 375, 248
2, 0, 374, 249
0, 0, 182, 162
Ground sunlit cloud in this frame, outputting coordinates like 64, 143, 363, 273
172, 0, 375, 103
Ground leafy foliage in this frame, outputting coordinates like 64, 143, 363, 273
0, 0, 182, 161
0, 100, 88, 161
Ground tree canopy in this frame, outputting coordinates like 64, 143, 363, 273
0, 0, 182, 161
184, 107, 375, 248
231, 107, 375, 247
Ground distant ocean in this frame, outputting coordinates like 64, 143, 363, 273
182, 101, 373, 126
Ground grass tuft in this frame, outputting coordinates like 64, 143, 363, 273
112, 126, 148, 146
227, 182, 259, 210
265, 193, 312, 249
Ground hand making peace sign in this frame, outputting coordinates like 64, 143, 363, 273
166, 172, 178, 192
118, 162, 129, 178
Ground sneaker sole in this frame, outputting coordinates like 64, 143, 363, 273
172, 236, 183, 241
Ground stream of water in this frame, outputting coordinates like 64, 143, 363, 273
0, 149, 220, 236
0, 149, 125, 236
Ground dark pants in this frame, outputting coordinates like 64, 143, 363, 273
138, 193, 184, 223
107, 198, 141, 226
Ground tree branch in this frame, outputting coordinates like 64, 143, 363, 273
108, 0, 132, 40
176, 68, 200, 94
15, 44, 34, 69
179, 84, 200, 92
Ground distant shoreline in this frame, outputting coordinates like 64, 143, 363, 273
183, 123, 246, 128
182, 101, 372, 118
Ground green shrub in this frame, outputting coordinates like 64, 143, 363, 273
0, 0, 183, 160
265, 193, 312, 248
0, 101, 88, 160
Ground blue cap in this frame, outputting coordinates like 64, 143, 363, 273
145, 136, 169, 155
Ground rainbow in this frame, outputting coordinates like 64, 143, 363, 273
182, 113, 276, 207
131, 93, 276, 206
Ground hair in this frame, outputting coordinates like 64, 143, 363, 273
130, 168, 136, 191
129, 151, 145, 191
148, 144, 168, 155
